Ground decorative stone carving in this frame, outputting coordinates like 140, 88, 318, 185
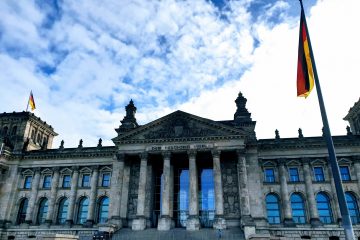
221, 159, 240, 217
127, 161, 140, 219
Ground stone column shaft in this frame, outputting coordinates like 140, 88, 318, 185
354, 160, 360, 196
186, 151, 200, 230
46, 168, 60, 224
212, 151, 226, 229
86, 167, 99, 225
158, 152, 172, 230
279, 161, 294, 226
109, 154, 125, 223
25, 169, 41, 223
237, 152, 251, 216
169, 165, 174, 219
66, 168, 79, 224
303, 160, 321, 226
132, 153, 148, 230
120, 166, 130, 220
329, 165, 342, 221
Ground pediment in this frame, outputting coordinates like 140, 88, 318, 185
113, 110, 247, 144
338, 158, 352, 165
287, 160, 301, 166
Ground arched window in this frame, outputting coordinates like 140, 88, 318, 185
37, 198, 49, 224
291, 193, 306, 223
57, 198, 69, 224
345, 192, 360, 224
17, 198, 28, 224
77, 197, 89, 224
266, 194, 281, 224
316, 192, 333, 224
97, 197, 109, 223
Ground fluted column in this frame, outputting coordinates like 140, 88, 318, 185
25, 168, 41, 224
109, 153, 125, 227
66, 166, 79, 225
237, 150, 254, 226
86, 166, 99, 226
158, 152, 172, 230
278, 159, 294, 226
186, 150, 200, 230
132, 152, 148, 230
45, 167, 60, 224
212, 150, 226, 229
328, 162, 342, 222
302, 159, 322, 226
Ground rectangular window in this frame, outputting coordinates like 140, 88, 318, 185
102, 173, 111, 187
340, 166, 351, 181
81, 174, 90, 187
289, 168, 300, 182
24, 176, 32, 189
62, 175, 71, 188
264, 169, 275, 182
43, 175, 52, 188
314, 167, 325, 182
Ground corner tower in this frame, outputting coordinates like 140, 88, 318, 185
344, 98, 360, 135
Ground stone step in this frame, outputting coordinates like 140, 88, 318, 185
111, 228, 245, 240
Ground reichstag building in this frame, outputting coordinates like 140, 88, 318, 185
0, 92, 360, 240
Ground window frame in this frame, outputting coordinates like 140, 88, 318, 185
97, 197, 110, 223
316, 192, 333, 224
76, 197, 89, 224
289, 167, 300, 182
265, 194, 281, 224
57, 197, 69, 224
264, 168, 276, 183
339, 166, 351, 181
42, 175, 52, 189
62, 175, 71, 188
290, 193, 307, 224
23, 175, 33, 189
313, 166, 325, 182
81, 174, 91, 187
101, 172, 111, 187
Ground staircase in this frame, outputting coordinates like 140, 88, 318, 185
111, 228, 245, 240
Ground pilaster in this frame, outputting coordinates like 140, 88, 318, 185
85, 165, 99, 227
66, 166, 79, 225
278, 159, 295, 227
45, 167, 60, 225
25, 167, 41, 224
109, 153, 125, 227
212, 150, 226, 229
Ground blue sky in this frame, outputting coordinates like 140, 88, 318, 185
0, 0, 359, 147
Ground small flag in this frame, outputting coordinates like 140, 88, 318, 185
29, 91, 36, 111
297, 7, 314, 98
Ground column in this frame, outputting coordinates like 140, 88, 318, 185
186, 150, 200, 230
237, 150, 254, 226
120, 165, 131, 225
132, 152, 148, 230
158, 152, 172, 230
353, 157, 360, 197
278, 159, 295, 226
212, 150, 226, 229
328, 161, 342, 222
45, 167, 60, 224
169, 165, 174, 226
86, 166, 99, 227
109, 153, 125, 227
302, 159, 322, 226
66, 166, 79, 225
25, 168, 41, 224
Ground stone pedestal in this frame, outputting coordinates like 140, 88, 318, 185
157, 215, 172, 231
310, 217, 323, 227
244, 226, 256, 240
213, 216, 226, 229
186, 215, 200, 230
132, 216, 146, 231
109, 216, 123, 228
283, 218, 296, 227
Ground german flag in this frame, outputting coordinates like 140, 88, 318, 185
297, 7, 314, 98
29, 91, 36, 111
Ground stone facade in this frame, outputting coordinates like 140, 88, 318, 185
0, 93, 360, 239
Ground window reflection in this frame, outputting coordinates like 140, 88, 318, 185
178, 169, 189, 227
199, 169, 215, 227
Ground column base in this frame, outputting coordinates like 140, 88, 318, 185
241, 215, 255, 227
109, 216, 123, 228
65, 219, 73, 227
310, 218, 323, 227
157, 215, 172, 231
186, 215, 200, 231
84, 219, 94, 227
283, 218, 296, 227
132, 216, 146, 231
44, 219, 52, 227
213, 215, 226, 229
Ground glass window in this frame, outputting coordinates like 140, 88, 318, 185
316, 193, 333, 224
81, 174, 90, 187
265, 169, 275, 183
313, 167, 325, 182
289, 168, 300, 182
97, 197, 109, 223
24, 176, 32, 189
266, 194, 281, 224
17, 198, 28, 224
340, 166, 351, 181
101, 173, 110, 187
62, 175, 71, 188
199, 169, 215, 227
291, 193, 306, 223
37, 198, 49, 224
177, 169, 189, 227
77, 197, 89, 224
43, 175, 51, 189
345, 192, 360, 224
57, 198, 69, 224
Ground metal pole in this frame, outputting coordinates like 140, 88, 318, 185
299, 1, 355, 239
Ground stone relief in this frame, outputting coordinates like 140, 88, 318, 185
127, 160, 140, 219
221, 159, 240, 217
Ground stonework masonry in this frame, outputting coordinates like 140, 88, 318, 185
0, 93, 360, 239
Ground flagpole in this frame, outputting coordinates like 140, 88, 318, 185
299, 1, 355, 239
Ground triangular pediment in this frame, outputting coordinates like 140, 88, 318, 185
113, 110, 247, 144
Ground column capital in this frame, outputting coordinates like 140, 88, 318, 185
115, 153, 125, 162
33, 167, 41, 173
352, 156, 360, 163
187, 150, 197, 158
211, 150, 221, 158
301, 158, 312, 165
91, 165, 99, 172
71, 166, 79, 172
140, 152, 148, 160
277, 158, 287, 166
162, 151, 171, 160
236, 149, 246, 157
52, 166, 60, 172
